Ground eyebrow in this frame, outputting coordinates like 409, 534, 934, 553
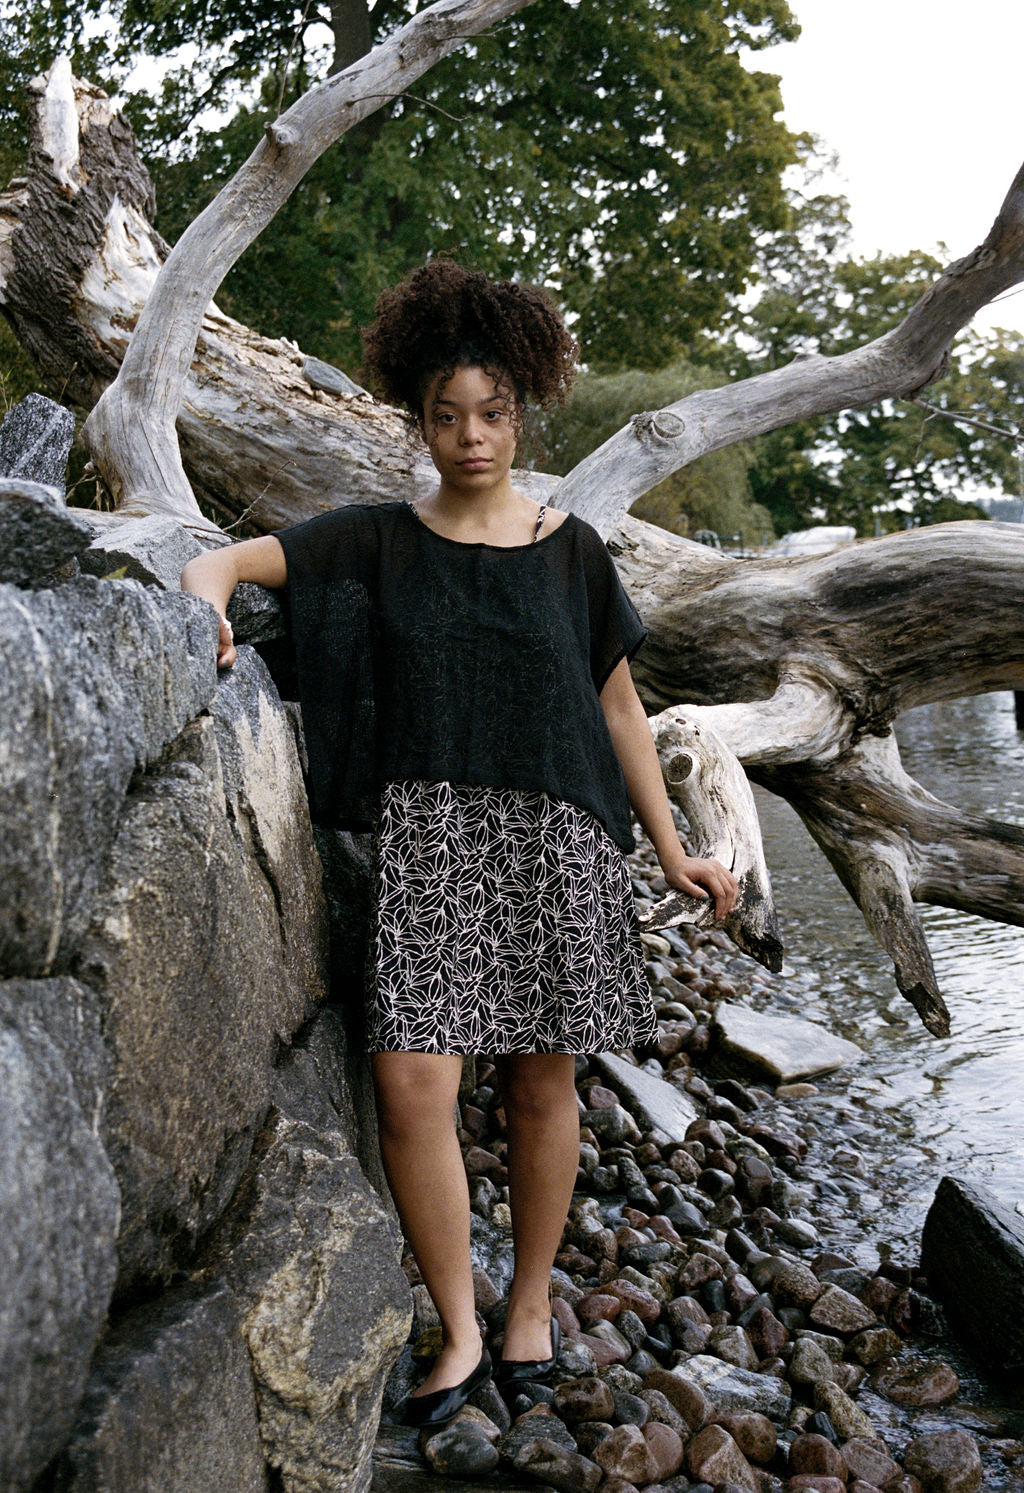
433, 394, 508, 407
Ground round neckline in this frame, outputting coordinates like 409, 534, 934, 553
402, 500, 573, 551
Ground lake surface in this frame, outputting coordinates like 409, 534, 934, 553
746, 689, 1024, 1257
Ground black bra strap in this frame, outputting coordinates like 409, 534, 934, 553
533, 504, 547, 541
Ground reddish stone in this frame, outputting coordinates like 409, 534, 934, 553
746, 1305, 790, 1359
616, 1226, 651, 1251
553, 1376, 615, 1423
789, 1431, 848, 1480
715, 1411, 777, 1466
648, 1214, 684, 1247
842, 1438, 900, 1488
462, 1146, 507, 1182
577, 1291, 622, 1328
677, 1251, 724, 1291
686, 1424, 758, 1489
642, 1420, 685, 1479
576, 1330, 631, 1366
665, 1147, 702, 1183
555, 1247, 596, 1275
786, 1478, 846, 1492
686, 1117, 728, 1151
605, 1279, 661, 1326
622, 1207, 651, 1229
861, 1275, 900, 1318
884, 1479, 924, 1493
592, 1423, 659, 1485
551, 1295, 581, 1338
642, 1368, 713, 1430
871, 1357, 959, 1407
664, 1294, 710, 1327
848, 1483, 886, 1493
461, 1103, 487, 1139
586, 1083, 621, 1110
735, 1155, 775, 1207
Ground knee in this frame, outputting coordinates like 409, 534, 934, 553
373, 1056, 459, 1141
501, 1056, 578, 1127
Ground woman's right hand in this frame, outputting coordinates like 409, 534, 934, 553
217, 615, 237, 670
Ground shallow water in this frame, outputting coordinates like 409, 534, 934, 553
747, 689, 1024, 1255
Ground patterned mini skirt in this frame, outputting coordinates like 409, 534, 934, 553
364, 779, 659, 1054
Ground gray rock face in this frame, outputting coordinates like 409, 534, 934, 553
52, 1282, 268, 1493
592, 1051, 699, 1141
0, 391, 74, 489
80, 514, 206, 589
922, 1174, 1024, 1374
0, 1003, 119, 1493
203, 1112, 411, 1493
75, 676, 324, 1293
0, 478, 95, 585
712, 1003, 862, 1082
0, 577, 218, 977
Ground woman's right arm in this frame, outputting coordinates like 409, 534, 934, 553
181, 534, 288, 669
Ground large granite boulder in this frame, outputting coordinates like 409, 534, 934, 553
200, 1013, 411, 1493
0, 391, 74, 490
0, 478, 95, 585
0, 1000, 119, 1492
74, 655, 326, 1294
51, 1282, 267, 1493
0, 577, 218, 977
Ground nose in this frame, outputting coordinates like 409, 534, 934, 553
460, 416, 485, 444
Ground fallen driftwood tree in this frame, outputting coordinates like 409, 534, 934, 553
3, 6, 1024, 1034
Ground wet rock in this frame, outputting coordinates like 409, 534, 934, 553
573, 1421, 615, 1458
811, 1381, 875, 1441
421, 1414, 500, 1477
509, 1435, 603, 1492
713, 1003, 862, 1082
553, 1376, 615, 1423
579, 1292, 622, 1327
809, 1285, 878, 1336
789, 1431, 847, 1480
745, 1306, 791, 1360
612, 1390, 651, 1428
606, 1279, 662, 1325
638, 1387, 688, 1435
592, 1422, 660, 1484
715, 1411, 777, 1465
679, 1357, 791, 1420
773, 1262, 825, 1310
685, 1424, 758, 1490
773, 1217, 821, 1250
842, 1436, 901, 1487
584, 1104, 642, 1147
849, 1326, 902, 1366
788, 1336, 837, 1388
903, 1428, 983, 1491
785, 1478, 845, 1492
870, 1357, 959, 1407
921, 1176, 1024, 1376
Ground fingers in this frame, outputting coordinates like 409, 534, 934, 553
666, 857, 739, 921
216, 616, 236, 670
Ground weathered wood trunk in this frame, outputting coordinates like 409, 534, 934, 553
4, 43, 1024, 1032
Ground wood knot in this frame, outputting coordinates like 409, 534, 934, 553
666, 751, 694, 784
630, 409, 685, 441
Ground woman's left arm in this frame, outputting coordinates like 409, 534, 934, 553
600, 656, 738, 919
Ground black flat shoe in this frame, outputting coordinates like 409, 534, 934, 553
495, 1316, 560, 1392
400, 1350, 492, 1429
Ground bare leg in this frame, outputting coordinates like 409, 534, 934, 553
494, 1052, 579, 1361
373, 1051, 483, 1395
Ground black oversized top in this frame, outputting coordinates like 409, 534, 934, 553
276, 500, 647, 851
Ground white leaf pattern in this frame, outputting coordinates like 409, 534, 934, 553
366, 780, 658, 1054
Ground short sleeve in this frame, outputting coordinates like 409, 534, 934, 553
276, 506, 381, 828
576, 519, 647, 692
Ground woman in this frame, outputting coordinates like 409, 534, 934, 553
182, 259, 737, 1427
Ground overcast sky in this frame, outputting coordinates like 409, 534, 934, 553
756, 0, 1024, 339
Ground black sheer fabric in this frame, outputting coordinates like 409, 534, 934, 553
276, 501, 647, 850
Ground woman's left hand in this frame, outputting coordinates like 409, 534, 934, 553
661, 853, 739, 922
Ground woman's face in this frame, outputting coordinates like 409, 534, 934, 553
421, 364, 521, 496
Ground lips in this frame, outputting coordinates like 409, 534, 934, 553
458, 458, 491, 471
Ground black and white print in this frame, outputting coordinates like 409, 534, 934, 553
366, 779, 659, 1054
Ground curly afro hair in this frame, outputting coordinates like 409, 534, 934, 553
361, 258, 578, 424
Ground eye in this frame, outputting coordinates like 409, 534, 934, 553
484, 408, 505, 421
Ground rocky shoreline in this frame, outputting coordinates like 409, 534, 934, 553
376, 842, 1024, 1492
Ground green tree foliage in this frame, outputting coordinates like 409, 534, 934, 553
0, 0, 801, 373
535, 359, 774, 545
